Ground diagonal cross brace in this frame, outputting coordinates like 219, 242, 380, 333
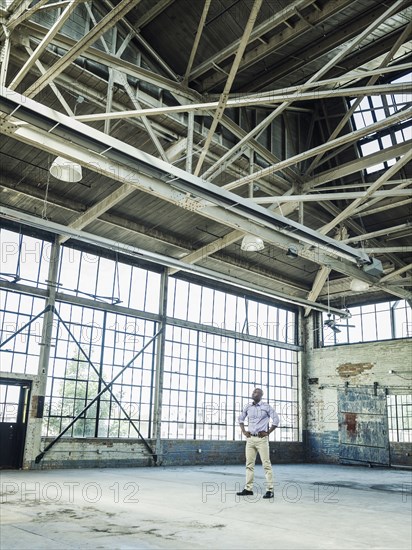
35, 323, 163, 465
0, 305, 51, 349
48, 307, 160, 461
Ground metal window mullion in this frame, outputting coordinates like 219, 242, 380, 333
94, 309, 107, 438
400, 396, 405, 439
74, 252, 82, 298
25, 296, 35, 364
395, 395, 400, 442
185, 283, 190, 321
147, 320, 157, 439
390, 301, 397, 338
233, 338, 238, 441
0, 290, 9, 342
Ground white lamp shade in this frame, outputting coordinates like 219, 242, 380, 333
350, 278, 370, 292
50, 156, 82, 182
241, 234, 265, 252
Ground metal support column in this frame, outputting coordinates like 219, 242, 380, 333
34, 238, 60, 457
153, 270, 168, 462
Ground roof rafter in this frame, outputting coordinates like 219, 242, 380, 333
306, 19, 412, 175
23, 0, 143, 98
189, 0, 317, 82
193, 0, 264, 176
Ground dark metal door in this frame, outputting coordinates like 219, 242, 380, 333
0, 380, 31, 469
338, 387, 390, 466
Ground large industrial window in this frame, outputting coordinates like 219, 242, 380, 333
387, 395, 412, 443
163, 286, 299, 442
350, 73, 411, 174
0, 228, 51, 288
57, 246, 161, 313
167, 277, 296, 344
43, 303, 158, 438
1, 227, 300, 442
0, 290, 44, 375
319, 299, 412, 347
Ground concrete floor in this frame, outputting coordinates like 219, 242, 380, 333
1, 464, 411, 549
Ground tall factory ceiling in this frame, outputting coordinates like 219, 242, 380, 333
0, 0, 411, 314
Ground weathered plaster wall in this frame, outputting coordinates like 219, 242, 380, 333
303, 332, 412, 466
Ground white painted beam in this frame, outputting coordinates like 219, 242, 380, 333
9, 0, 83, 90
251, 190, 411, 203
193, 0, 263, 176
189, 0, 316, 81
321, 151, 412, 235
23, 0, 143, 98
74, 83, 411, 122
183, 0, 211, 85
225, 109, 412, 191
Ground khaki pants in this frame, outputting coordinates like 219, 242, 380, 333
245, 435, 273, 491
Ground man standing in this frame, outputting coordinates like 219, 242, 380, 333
237, 388, 279, 499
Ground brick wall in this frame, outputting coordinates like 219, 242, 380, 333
303, 335, 412, 466
33, 438, 304, 469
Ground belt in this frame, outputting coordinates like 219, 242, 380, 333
251, 433, 260, 436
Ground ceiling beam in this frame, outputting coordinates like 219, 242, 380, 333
23, 0, 143, 98
9, 0, 82, 90
251, 190, 411, 203
3, 88, 411, 303
0, 26, 11, 88
362, 247, 412, 253
0, 178, 193, 250
352, 179, 412, 215
304, 227, 348, 316
8, 46, 292, 195
7, 0, 53, 31
355, 198, 412, 218
24, 20, 194, 99
17, 18, 353, 183
343, 223, 411, 244
198, 0, 355, 90
244, 1, 410, 92
207, 63, 412, 102
4, 0, 30, 13
0, 90, 376, 267
381, 264, 412, 282
189, 0, 318, 82
314, 179, 410, 191
0, 182, 309, 296
103, 0, 178, 81
0, 205, 350, 316
183, 0, 211, 85
225, 109, 412, 191
209, 0, 409, 186
168, 230, 245, 276
321, 150, 412, 235
306, 20, 412, 174
133, 0, 175, 29
193, 0, 263, 176
57, 184, 136, 245
22, 45, 74, 115
74, 82, 410, 121
305, 141, 412, 189
121, 75, 170, 162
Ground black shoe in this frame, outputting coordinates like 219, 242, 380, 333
237, 489, 253, 496
262, 491, 274, 499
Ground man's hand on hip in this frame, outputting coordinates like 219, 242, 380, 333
243, 430, 252, 438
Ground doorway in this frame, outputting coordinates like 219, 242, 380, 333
0, 379, 31, 469
338, 387, 390, 466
